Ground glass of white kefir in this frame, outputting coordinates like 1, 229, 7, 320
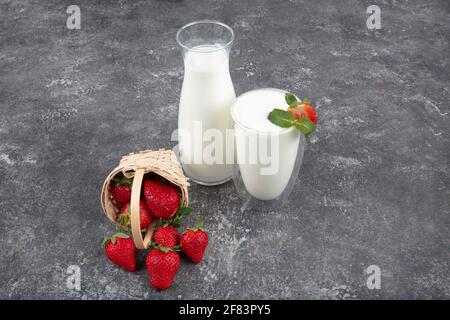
176, 20, 236, 186
231, 88, 306, 202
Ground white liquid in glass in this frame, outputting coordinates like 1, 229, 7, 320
232, 89, 301, 200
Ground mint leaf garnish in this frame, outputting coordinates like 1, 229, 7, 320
294, 118, 316, 138
285, 92, 298, 107
268, 109, 296, 128
267, 92, 317, 138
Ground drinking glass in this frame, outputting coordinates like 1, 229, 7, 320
231, 88, 306, 206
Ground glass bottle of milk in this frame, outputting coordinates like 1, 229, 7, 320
176, 21, 235, 185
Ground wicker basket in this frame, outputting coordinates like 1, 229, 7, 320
100, 149, 189, 249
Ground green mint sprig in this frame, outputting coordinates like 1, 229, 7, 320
285, 93, 309, 107
285, 93, 298, 107
267, 109, 296, 128
268, 92, 316, 138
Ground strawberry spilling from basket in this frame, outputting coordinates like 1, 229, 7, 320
100, 149, 209, 291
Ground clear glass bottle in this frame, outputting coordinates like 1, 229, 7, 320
176, 20, 235, 186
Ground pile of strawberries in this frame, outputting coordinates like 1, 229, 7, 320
103, 173, 209, 290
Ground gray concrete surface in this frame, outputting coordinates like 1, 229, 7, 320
0, 0, 449, 299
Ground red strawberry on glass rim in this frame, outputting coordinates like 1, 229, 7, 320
180, 219, 209, 264
268, 92, 317, 138
287, 101, 317, 124
146, 246, 180, 290
118, 200, 153, 230
143, 178, 180, 220
103, 232, 136, 272
110, 175, 133, 207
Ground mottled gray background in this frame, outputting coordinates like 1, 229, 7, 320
0, 0, 449, 299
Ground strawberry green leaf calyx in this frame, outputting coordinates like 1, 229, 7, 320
159, 219, 169, 227
114, 232, 129, 238
102, 236, 110, 247
184, 219, 206, 233
150, 242, 179, 253
102, 232, 129, 248
168, 205, 193, 228
112, 176, 133, 187
178, 206, 193, 217
169, 219, 181, 228
117, 213, 130, 228
157, 245, 170, 253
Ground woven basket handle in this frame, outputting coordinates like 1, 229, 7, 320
130, 168, 155, 249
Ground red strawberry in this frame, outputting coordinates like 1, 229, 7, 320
180, 220, 209, 264
146, 247, 180, 290
110, 176, 133, 207
154, 225, 179, 248
287, 101, 317, 124
103, 232, 136, 272
118, 200, 153, 230
143, 178, 180, 220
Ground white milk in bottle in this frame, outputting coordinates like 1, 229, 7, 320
178, 45, 235, 185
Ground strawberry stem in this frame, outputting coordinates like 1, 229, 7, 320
196, 219, 204, 230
